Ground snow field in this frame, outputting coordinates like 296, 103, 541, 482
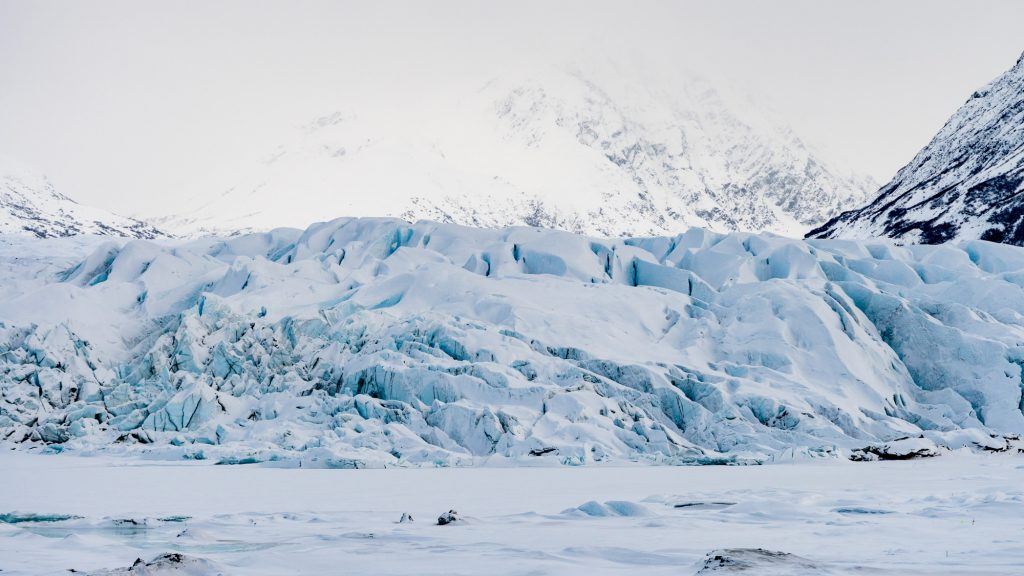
0, 452, 1022, 574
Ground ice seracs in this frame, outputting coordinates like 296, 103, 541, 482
0, 155, 166, 239
154, 63, 874, 238
811, 51, 1024, 246
2, 218, 1023, 466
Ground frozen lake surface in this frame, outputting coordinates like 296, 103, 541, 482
1, 452, 1022, 575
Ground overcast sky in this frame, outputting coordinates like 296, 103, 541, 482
2, 0, 1023, 216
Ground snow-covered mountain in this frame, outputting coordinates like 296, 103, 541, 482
0, 156, 166, 239
2, 218, 1022, 466
810, 52, 1024, 245
156, 65, 875, 238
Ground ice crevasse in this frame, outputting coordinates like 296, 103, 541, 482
1, 217, 1022, 466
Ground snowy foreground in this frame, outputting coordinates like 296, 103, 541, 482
3, 218, 1024, 465
1, 452, 1022, 575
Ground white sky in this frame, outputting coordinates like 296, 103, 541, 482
2, 0, 1023, 216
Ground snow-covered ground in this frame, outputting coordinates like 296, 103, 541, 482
1, 452, 1022, 575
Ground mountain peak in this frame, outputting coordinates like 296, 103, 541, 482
155, 65, 874, 238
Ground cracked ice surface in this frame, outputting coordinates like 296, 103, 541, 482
2, 218, 1024, 465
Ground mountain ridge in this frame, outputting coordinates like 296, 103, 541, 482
809, 51, 1024, 245
154, 65, 875, 238
0, 156, 167, 239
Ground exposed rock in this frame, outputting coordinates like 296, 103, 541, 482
697, 548, 826, 574
89, 553, 226, 575
437, 510, 460, 525
850, 436, 941, 461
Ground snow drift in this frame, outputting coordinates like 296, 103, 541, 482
1, 218, 1023, 466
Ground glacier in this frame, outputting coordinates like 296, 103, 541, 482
1, 218, 1023, 466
